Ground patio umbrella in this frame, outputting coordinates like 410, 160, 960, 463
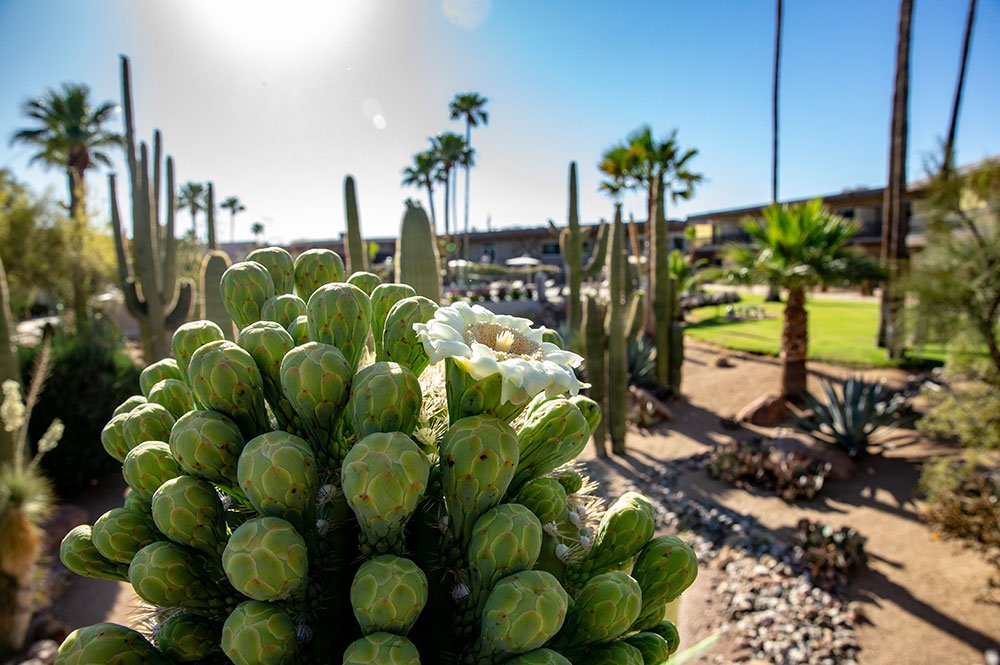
505, 255, 541, 267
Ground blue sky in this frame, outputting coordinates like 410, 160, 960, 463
0, 0, 997, 243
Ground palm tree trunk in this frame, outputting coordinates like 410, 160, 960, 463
772, 0, 783, 203
878, 0, 914, 359
426, 183, 437, 232
443, 171, 450, 241
944, 0, 977, 171
463, 124, 472, 284
781, 286, 808, 400
67, 169, 90, 333
230, 213, 236, 243
191, 211, 198, 241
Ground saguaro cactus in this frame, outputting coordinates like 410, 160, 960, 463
199, 251, 235, 340
0, 255, 19, 461
549, 162, 609, 335
110, 56, 193, 361
607, 205, 628, 454
582, 295, 607, 458
206, 182, 217, 251
344, 175, 368, 274
395, 200, 441, 303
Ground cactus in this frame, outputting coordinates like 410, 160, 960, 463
110, 56, 193, 361
55, 268, 698, 665
247, 246, 296, 295
650, 175, 685, 393
395, 200, 441, 303
0, 255, 19, 462
582, 295, 607, 457
199, 250, 235, 340
206, 181, 217, 250
345, 175, 369, 274
548, 162, 609, 335
607, 205, 628, 454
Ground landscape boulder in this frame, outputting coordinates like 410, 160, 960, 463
737, 393, 790, 427
772, 430, 857, 480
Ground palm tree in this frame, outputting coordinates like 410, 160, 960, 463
430, 132, 473, 241
449, 93, 489, 264
251, 221, 264, 244
401, 151, 439, 231
772, 0, 783, 203
178, 182, 207, 241
725, 200, 869, 400
221, 195, 246, 242
668, 249, 708, 302
877, 0, 914, 358
10, 83, 121, 327
944, 0, 978, 171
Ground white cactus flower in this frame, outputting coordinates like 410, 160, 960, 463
413, 302, 586, 405
555, 543, 571, 562
543, 521, 561, 537
451, 583, 470, 601
315, 519, 329, 537
567, 510, 584, 529
579, 534, 592, 548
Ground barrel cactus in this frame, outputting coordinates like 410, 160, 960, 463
56, 249, 698, 665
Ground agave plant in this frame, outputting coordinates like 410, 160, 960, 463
796, 376, 910, 458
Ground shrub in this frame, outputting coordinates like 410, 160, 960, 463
793, 519, 867, 591
707, 438, 829, 500
18, 315, 141, 496
919, 378, 1000, 451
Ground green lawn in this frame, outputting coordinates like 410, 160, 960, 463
685, 292, 947, 368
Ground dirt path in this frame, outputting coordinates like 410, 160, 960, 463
580, 340, 1000, 664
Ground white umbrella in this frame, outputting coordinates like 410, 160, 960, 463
448, 259, 474, 268
505, 255, 541, 267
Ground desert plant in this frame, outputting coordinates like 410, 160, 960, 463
796, 376, 910, 458
395, 200, 442, 303
53, 250, 698, 664
343, 175, 368, 274
793, 519, 868, 591
707, 438, 829, 501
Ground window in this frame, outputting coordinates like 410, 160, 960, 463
481, 244, 495, 261
541, 242, 560, 256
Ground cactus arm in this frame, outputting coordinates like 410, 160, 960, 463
121, 56, 139, 227
607, 205, 628, 454
109, 174, 132, 288
565, 162, 582, 333
164, 280, 195, 330
651, 175, 671, 389
344, 175, 368, 273
206, 182, 217, 251
395, 202, 441, 303
162, 157, 177, 298
547, 218, 559, 236
152, 129, 161, 234
583, 295, 607, 457
581, 221, 609, 279
199, 252, 233, 338
626, 291, 645, 344
0, 255, 18, 462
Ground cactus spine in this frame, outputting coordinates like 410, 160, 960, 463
344, 175, 368, 274
200, 251, 235, 340
110, 55, 193, 361
607, 205, 628, 454
395, 201, 441, 303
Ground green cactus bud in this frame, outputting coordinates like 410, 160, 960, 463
146, 378, 195, 419
261, 294, 307, 328
515, 478, 568, 526
123, 441, 182, 500
123, 490, 153, 520
509, 398, 589, 493
152, 475, 229, 558
647, 620, 680, 655
187, 340, 269, 439
551, 468, 584, 495
279, 342, 352, 462
112, 395, 147, 417
55, 623, 170, 665
222, 600, 299, 665
568, 395, 601, 441
169, 410, 245, 487
101, 413, 131, 462
623, 632, 673, 665
247, 246, 295, 295
306, 282, 371, 373
350, 554, 428, 636
122, 402, 175, 451
473, 570, 569, 661
347, 271, 382, 296
382, 296, 438, 377
343, 632, 420, 665
348, 361, 422, 438
129, 541, 234, 608
343, 432, 430, 556
237, 320, 298, 431
440, 416, 519, 547
60, 525, 130, 582
92, 507, 159, 564
293, 248, 344, 301
221, 260, 276, 330
575, 642, 643, 665
552, 571, 642, 650
155, 610, 222, 662
631, 535, 698, 631
171, 320, 226, 383
370, 283, 416, 360
140, 359, 184, 396
287, 313, 311, 345
540, 328, 564, 347
566, 491, 655, 587
237, 431, 317, 530
222, 516, 308, 601
504, 649, 572, 665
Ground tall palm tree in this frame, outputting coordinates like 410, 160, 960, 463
772, 0, 783, 203
944, 0, 978, 171
401, 151, 439, 231
10, 83, 121, 327
430, 132, 473, 241
449, 93, 489, 264
178, 182, 206, 241
725, 200, 870, 400
221, 195, 246, 242
877, 0, 914, 358
251, 221, 264, 244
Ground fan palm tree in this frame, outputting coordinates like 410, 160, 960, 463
430, 132, 473, 241
401, 151, 439, 231
221, 195, 246, 242
724, 200, 870, 400
178, 182, 207, 241
251, 221, 264, 244
10, 83, 121, 327
449, 93, 489, 263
